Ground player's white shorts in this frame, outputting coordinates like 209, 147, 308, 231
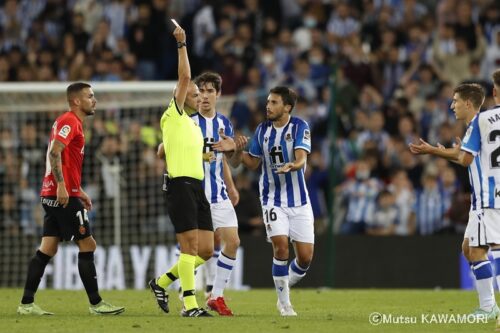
262, 203, 314, 244
210, 199, 238, 230
464, 209, 500, 246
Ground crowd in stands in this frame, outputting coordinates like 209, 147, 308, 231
0, 0, 499, 239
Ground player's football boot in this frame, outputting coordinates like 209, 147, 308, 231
276, 300, 297, 316
181, 307, 213, 317
89, 300, 125, 315
207, 296, 233, 316
17, 303, 54, 315
471, 304, 500, 321
149, 278, 170, 313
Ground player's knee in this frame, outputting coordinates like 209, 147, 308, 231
77, 237, 97, 252
297, 258, 312, 268
469, 247, 488, 261
273, 247, 289, 260
40, 248, 57, 257
461, 242, 471, 261
198, 248, 213, 261
227, 236, 240, 251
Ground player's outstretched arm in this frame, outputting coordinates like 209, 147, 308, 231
228, 135, 248, 168
213, 133, 236, 153
276, 149, 308, 174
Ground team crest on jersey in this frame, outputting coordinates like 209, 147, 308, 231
265, 137, 269, 143
58, 125, 71, 139
219, 128, 225, 135
266, 223, 272, 232
463, 126, 472, 143
79, 225, 86, 235
285, 133, 293, 142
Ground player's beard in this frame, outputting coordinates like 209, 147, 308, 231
83, 106, 96, 116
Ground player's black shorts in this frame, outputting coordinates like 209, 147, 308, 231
41, 196, 92, 241
164, 177, 213, 233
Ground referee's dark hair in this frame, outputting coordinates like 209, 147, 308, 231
67, 82, 91, 102
194, 72, 222, 93
270, 86, 298, 112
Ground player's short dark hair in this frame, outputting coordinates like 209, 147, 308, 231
67, 82, 91, 101
493, 69, 500, 88
194, 72, 222, 93
453, 83, 485, 109
269, 86, 298, 112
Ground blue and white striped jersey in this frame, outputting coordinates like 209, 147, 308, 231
344, 179, 382, 224
463, 117, 482, 210
191, 112, 234, 204
248, 116, 311, 207
414, 187, 447, 235
462, 106, 500, 209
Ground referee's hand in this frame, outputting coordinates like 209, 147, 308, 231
173, 25, 186, 44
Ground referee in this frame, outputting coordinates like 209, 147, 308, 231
148, 21, 213, 317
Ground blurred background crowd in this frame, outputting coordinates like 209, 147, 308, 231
0, 0, 499, 240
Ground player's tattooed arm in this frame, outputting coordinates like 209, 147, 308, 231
49, 139, 66, 183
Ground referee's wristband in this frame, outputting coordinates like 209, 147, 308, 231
177, 41, 186, 49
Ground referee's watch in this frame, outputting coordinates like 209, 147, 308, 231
177, 41, 186, 49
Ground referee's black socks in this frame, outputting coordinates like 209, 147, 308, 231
21, 250, 52, 304
78, 252, 102, 305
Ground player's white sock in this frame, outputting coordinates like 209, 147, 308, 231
490, 249, 500, 291
204, 247, 220, 293
211, 252, 236, 298
288, 258, 308, 287
472, 260, 496, 311
272, 258, 291, 306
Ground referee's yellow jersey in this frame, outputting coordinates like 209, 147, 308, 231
160, 98, 204, 180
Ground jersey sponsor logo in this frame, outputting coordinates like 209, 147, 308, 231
58, 125, 71, 139
269, 146, 285, 169
463, 126, 473, 143
43, 180, 54, 188
203, 137, 216, 162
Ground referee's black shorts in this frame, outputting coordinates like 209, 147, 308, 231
165, 177, 213, 233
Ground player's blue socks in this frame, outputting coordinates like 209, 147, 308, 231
272, 258, 291, 306
490, 249, 500, 291
472, 260, 496, 311
288, 258, 309, 287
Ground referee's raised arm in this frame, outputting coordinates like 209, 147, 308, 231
172, 24, 190, 111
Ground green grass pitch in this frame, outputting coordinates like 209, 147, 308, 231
0, 289, 497, 333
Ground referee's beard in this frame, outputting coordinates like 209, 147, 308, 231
184, 104, 197, 115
